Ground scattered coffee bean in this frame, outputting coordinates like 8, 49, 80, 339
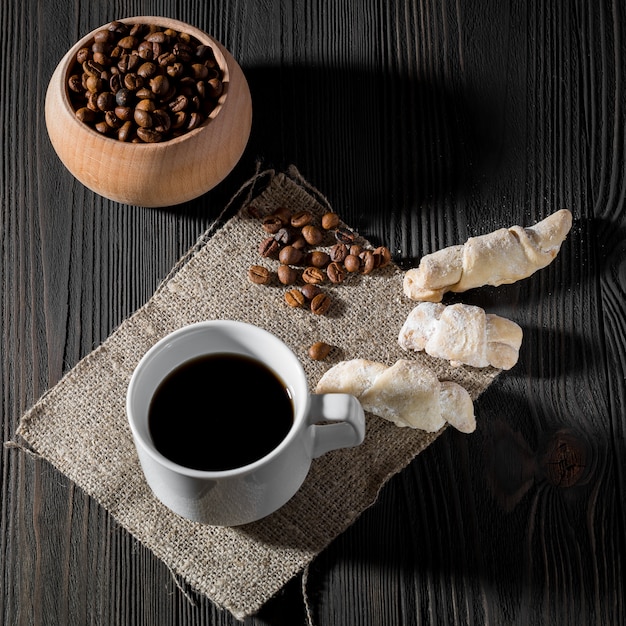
308, 341, 332, 360
374, 246, 392, 267
310, 292, 331, 315
259, 237, 280, 258
335, 227, 356, 244
248, 265, 271, 285
302, 266, 325, 285
277, 264, 298, 285
330, 242, 348, 263
291, 210, 313, 228
326, 261, 345, 284
279, 245, 305, 265
285, 289, 305, 308
344, 254, 361, 272
301, 224, 323, 246
248, 205, 392, 323
307, 250, 330, 268
301, 284, 322, 300
262, 215, 283, 234
272, 207, 292, 225
321, 212, 340, 230
291, 235, 308, 250
274, 227, 293, 245
360, 250, 376, 274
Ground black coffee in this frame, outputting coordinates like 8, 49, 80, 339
148, 353, 294, 471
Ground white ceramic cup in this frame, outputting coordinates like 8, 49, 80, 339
126, 320, 365, 526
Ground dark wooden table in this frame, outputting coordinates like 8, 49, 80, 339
2, 1, 625, 624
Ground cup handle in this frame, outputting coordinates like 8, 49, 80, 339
307, 394, 366, 458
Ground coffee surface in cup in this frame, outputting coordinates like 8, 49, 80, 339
148, 353, 293, 471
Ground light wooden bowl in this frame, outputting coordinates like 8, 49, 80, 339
45, 16, 252, 207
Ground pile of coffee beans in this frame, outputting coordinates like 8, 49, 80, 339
67, 21, 224, 142
247, 205, 392, 357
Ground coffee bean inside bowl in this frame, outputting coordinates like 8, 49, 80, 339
67, 21, 224, 143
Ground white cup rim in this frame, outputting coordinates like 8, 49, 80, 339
126, 320, 308, 478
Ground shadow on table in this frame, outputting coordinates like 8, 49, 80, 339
172, 63, 516, 249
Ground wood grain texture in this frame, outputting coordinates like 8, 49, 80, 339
2, 0, 625, 625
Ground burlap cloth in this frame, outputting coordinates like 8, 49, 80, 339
15, 167, 500, 620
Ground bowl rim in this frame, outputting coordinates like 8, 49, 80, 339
58, 15, 231, 147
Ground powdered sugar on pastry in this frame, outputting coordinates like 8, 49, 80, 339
316, 358, 475, 433
399, 302, 523, 370
403, 209, 572, 302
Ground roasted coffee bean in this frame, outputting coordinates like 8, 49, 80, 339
308, 341, 332, 360
301, 224, 323, 246
85, 75, 103, 93
146, 30, 169, 43
68, 21, 224, 143
94, 29, 115, 44
137, 61, 158, 79
335, 227, 356, 244
326, 261, 346, 284
291, 235, 308, 250
150, 74, 170, 96
186, 112, 204, 130
168, 94, 189, 112
344, 254, 361, 273
272, 207, 292, 225
82, 59, 104, 77
262, 215, 283, 234
167, 62, 185, 78
117, 120, 134, 141
349, 244, 362, 256
152, 109, 171, 133
115, 87, 134, 106
248, 265, 271, 285
290, 211, 313, 228
310, 293, 331, 315
207, 77, 224, 98
277, 264, 298, 285
330, 242, 348, 263
279, 245, 304, 266
136, 98, 156, 112
136, 127, 163, 142
104, 110, 122, 129
68, 74, 83, 93
171, 110, 187, 129
76, 47, 91, 64
259, 237, 281, 258
109, 72, 123, 92
114, 105, 133, 121
75, 107, 96, 123
96, 91, 115, 110
374, 246, 392, 267
133, 108, 153, 128
360, 250, 376, 274
285, 289, 305, 308
302, 266, 325, 285
307, 250, 330, 268
301, 284, 322, 300
321, 212, 340, 230
273, 228, 293, 245
118, 35, 138, 50
123, 72, 143, 90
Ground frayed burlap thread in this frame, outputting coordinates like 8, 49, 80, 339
16, 168, 500, 620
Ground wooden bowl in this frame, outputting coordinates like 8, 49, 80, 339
45, 16, 252, 207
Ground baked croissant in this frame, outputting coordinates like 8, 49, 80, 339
398, 302, 523, 369
403, 209, 573, 302
315, 358, 475, 433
